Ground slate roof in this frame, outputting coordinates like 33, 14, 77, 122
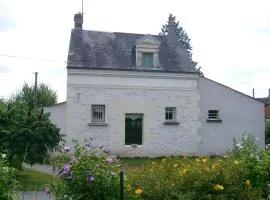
67, 29, 197, 73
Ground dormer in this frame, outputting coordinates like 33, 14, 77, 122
135, 34, 161, 69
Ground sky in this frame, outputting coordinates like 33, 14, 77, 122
0, 0, 270, 102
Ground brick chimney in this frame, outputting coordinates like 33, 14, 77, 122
74, 13, 83, 29
168, 14, 176, 38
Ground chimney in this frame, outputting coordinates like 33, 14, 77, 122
168, 14, 176, 38
268, 88, 270, 101
74, 13, 83, 29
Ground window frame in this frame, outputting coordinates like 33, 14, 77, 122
165, 107, 177, 122
208, 110, 219, 120
91, 105, 105, 123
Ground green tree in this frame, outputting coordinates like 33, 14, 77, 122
160, 14, 203, 76
11, 82, 57, 109
0, 102, 63, 168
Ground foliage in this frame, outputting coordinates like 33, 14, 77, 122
159, 14, 200, 71
10, 82, 57, 109
0, 102, 63, 168
126, 135, 270, 200
0, 154, 19, 200
50, 139, 121, 200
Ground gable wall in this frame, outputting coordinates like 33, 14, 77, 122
66, 69, 201, 157
198, 78, 265, 154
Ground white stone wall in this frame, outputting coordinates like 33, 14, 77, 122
198, 78, 265, 154
67, 69, 200, 157
44, 102, 67, 135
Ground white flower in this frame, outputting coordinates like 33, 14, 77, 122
1, 154, 6, 159
255, 137, 259, 141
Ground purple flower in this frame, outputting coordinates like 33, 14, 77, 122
106, 155, 116, 164
87, 175, 95, 183
63, 163, 72, 174
64, 146, 72, 152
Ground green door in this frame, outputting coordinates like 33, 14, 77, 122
125, 114, 143, 145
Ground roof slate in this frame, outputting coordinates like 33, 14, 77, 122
67, 29, 197, 73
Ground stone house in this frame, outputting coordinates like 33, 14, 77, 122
45, 13, 265, 157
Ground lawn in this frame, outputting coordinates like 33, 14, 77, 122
18, 168, 56, 191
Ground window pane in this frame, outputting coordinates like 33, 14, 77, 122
208, 110, 218, 119
142, 53, 153, 68
92, 105, 105, 122
165, 107, 176, 121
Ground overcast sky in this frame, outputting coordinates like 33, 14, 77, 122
0, 0, 270, 102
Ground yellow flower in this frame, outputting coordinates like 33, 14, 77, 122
212, 163, 219, 170
162, 158, 166, 162
214, 184, 224, 191
135, 188, 143, 195
173, 164, 178, 168
127, 184, 131, 192
234, 160, 240, 165
195, 158, 200, 162
245, 180, 251, 186
202, 158, 207, 163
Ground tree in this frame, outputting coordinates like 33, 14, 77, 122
11, 82, 57, 109
0, 102, 63, 168
160, 14, 203, 75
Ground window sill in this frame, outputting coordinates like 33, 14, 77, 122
163, 121, 180, 125
206, 119, 222, 123
88, 122, 108, 126
125, 144, 143, 148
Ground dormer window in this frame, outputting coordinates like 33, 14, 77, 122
142, 53, 153, 68
135, 34, 161, 69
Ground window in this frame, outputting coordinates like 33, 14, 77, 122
142, 53, 153, 68
208, 110, 219, 120
165, 107, 176, 121
91, 105, 105, 122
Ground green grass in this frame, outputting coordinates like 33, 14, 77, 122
18, 168, 56, 191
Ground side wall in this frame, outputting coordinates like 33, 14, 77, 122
67, 69, 201, 157
44, 103, 67, 135
198, 78, 265, 154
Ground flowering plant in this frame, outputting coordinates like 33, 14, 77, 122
0, 154, 18, 200
50, 139, 121, 200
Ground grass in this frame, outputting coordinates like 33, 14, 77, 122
18, 168, 56, 191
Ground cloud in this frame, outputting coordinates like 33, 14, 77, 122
0, 65, 10, 73
0, 17, 15, 32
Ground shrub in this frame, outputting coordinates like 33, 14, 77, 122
50, 139, 121, 200
0, 154, 18, 200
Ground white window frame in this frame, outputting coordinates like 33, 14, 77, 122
91, 105, 105, 122
165, 107, 176, 121
208, 110, 219, 120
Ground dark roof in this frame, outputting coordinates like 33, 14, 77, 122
67, 29, 197, 73
256, 97, 270, 105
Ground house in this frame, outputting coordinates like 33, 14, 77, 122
45, 13, 265, 156
256, 89, 270, 120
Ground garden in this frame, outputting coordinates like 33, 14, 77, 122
1, 135, 270, 200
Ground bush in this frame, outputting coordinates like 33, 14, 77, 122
126, 135, 269, 200
0, 154, 18, 200
50, 139, 121, 200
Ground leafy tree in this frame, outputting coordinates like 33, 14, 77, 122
0, 102, 63, 168
11, 82, 57, 109
160, 14, 203, 76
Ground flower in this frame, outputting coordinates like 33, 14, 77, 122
234, 160, 240, 165
127, 184, 131, 192
64, 146, 72, 152
110, 171, 116, 176
106, 155, 116, 164
214, 184, 224, 191
135, 188, 143, 195
173, 164, 178, 168
162, 158, 166, 162
202, 158, 207, 163
212, 163, 219, 170
1, 154, 6, 159
87, 175, 95, 183
245, 180, 251, 186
